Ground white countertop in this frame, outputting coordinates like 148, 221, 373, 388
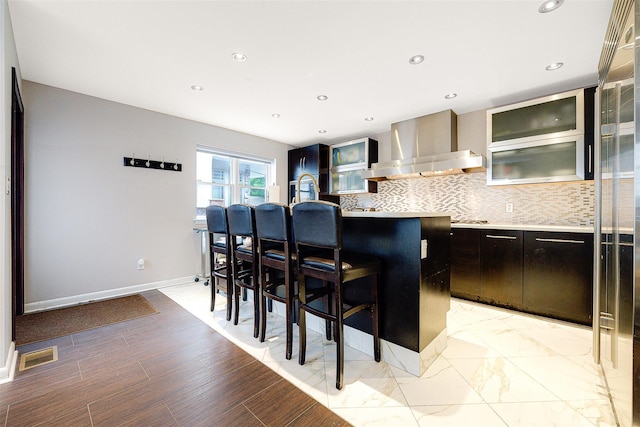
451, 222, 594, 233
342, 211, 451, 219
194, 212, 596, 233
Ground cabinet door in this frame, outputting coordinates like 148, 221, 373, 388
288, 144, 338, 203
523, 232, 593, 325
301, 145, 320, 175
288, 148, 304, 181
583, 86, 596, 180
480, 230, 523, 309
488, 136, 585, 185
288, 144, 323, 180
450, 228, 481, 300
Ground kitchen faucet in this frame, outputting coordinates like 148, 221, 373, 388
296, 173, 320, 203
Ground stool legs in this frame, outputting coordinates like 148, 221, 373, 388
297, 275, 381, 390
209, 248, 233, 322
298, 274, 307, 366
259, 268, 268, 343
259, 267, 293, 360
209, 249, 218, 311
324, 283, 332, 341
335, 284, 344, 390
233, 261, 259, 339
284, 268, 294, 360
226, 279, 232, 322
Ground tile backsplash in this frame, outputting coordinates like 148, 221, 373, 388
340, 172, 596, 226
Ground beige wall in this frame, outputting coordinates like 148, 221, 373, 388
1, 0, 21, 381
22, 81, 291, 310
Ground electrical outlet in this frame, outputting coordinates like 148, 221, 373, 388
506, 202, 513, 213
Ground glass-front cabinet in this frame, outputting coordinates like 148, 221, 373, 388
329, 138, 378, 195
488, 88, 584, 145
488, 136, 585, 184
486, 87, 595, 185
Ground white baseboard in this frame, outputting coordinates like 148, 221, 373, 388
24, 276, 194, 314
0, 342, 17, 384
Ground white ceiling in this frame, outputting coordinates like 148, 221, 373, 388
8, 0, 613, 147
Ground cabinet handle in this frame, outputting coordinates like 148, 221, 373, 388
601, 123, 616, 137
535, 237, 584, 244
299, 158, 302, 169
602, 241, 634, 247
302, 157, 306, 169
588, 145, 592, 174
485, 234, 517, 240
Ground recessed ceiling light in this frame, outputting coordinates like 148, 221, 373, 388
364, 117, 374, 121
318, 130, 327, 134
444, 93, 457, 99
538, 0, 563, 13
191, 85, 204, 91
545, 62, 564, 71
317, 95, 328, 101
409, 55, 425, 65
231, 52, 247, 62
272, 113, 280, 118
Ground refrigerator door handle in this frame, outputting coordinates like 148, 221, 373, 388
593, 86, 601, 364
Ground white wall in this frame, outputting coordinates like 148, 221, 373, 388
22, 81, 291, 310
1, 0, 21, 382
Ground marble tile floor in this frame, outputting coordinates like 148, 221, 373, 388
160, 282, 617, 427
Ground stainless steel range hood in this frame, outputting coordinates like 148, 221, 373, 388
362, 110, 486, 181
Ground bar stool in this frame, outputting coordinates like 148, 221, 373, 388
255, 202, 296, 360
205, 205, 232, 321
292, 200, 381, 390
226, 204, 260, 338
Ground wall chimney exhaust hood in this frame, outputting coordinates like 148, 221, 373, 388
362, 110, 486, 181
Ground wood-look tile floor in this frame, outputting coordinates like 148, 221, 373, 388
2, 290, 350, 427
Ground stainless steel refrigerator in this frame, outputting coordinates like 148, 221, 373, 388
594, 1, 639, 425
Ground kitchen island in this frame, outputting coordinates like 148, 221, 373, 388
340, 211, 451, 376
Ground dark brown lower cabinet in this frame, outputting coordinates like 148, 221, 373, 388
480, 230, 523, 310
450, 228, 481, 301
522, 232, 593, 325
451, 227, 594, 325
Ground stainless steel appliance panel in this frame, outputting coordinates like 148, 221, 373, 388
595, 1, 637, 425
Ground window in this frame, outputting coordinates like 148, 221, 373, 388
196, 147, 274, 217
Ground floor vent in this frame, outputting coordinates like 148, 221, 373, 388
19, 346, 58, 371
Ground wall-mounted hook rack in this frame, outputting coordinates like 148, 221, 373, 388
123, 156, 182, 172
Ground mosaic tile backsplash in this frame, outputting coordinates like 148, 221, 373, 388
341, 172, 597, 226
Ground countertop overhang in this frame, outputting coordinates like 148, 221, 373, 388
194, 212, 597, 233
342, 211, 451, 219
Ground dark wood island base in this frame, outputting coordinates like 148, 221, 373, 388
336, 211, 451, 376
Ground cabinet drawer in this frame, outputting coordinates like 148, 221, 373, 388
523, 232, 593, 325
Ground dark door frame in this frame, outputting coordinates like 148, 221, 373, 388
11, 67, 25, 340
